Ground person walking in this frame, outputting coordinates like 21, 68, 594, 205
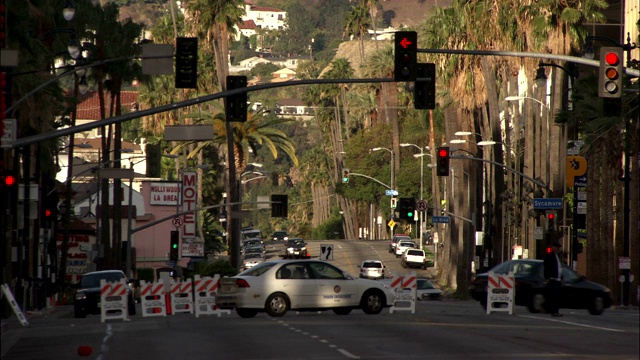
543, 241, 563, 317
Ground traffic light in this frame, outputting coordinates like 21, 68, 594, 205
546, 211, 556, 231
394, 31, 417, 82
225, 75, 247, 122
175, 37, 198, 89
390, 197, 397, 209
271, 194, 288, 218
342, 168, 350, 183
436, 147, 450, 176
414, 63, 436, 109
598, 47, 623, 98
398, 197, 415, 220
170, 230, 179, 261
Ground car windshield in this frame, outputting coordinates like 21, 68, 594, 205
407, 250, 423, 256
239, 262, 275, 276
363, 261, 382, 268
490, 261, 538, 275
398, 242, 414, 247
80, 272, 124, 288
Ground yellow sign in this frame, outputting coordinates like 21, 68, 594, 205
566, 156, 587, 187
388, 220, 396, 229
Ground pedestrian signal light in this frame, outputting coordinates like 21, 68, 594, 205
436, 147, 450, 176
394, 31, 417, 82
342, 168, 350, 183
598, 47, 623, 98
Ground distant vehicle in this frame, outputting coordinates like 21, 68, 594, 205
422, 231, 433, 245
73, 270, 136, 318
242, 253, 265, 269
389, 234, 411, 253
271, 230, 289, 241
242, 239, 264, 252
242, 229, 263, 240
401, 249, 429, 269
469, 259, 612, 315
242, 246, 265, 257
358, 260, 387, 280
416, 279, 441, 300
216, 260, 395, 318
395, 240, 417, 257
284, 238, 308, 259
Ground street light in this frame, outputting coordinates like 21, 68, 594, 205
401, 143, 428, 247
370, 147, 395, 237
504, 95, 551, 194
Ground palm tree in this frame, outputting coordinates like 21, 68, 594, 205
343, 3, 371, 63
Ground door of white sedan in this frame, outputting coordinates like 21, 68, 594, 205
275, 263, 317, 309
307, 262, 358, 308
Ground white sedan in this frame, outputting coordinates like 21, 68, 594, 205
216, 260, 395, 318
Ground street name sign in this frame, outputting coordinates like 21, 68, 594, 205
385, 189, 399, 196
432, 216, 450, 224
533, 198, 563, 210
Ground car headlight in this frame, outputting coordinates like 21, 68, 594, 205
301, 247, 307, 251
75, 291, 87, 301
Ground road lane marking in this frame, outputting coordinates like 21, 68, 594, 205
337, 349, 360, 359
518, 315, 625, 332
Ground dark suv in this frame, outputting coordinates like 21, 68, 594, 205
73, 270, 136, 318
272, 230, 289, 241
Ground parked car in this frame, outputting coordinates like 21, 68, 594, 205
416, 279, 442, 300
272, 230, 289, 241
469, 259, 612, 315
395, 240, 417, 257
216, 260, 395, 318
358, 260, 386, 279
389, 234, 411, 253
401, 249, 429, 269
73, 270, 136, 318
284, 238, 308, 259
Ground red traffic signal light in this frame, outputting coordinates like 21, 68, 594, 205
3, 173, 16, 186
598, 47, 623, 98
394, 31, 417, 82
436, 147, 450, 176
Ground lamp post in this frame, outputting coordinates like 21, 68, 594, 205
371, 147, 394, 237
124, 157, 147, 278
401, 143, 428, 247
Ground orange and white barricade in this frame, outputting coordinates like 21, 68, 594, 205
486, 272, 515, 314
389, 272, 417, 314
170, 279, 194, 315
194, 275, 231, 318
100, 279, 129, 322
140, 280, 167, 317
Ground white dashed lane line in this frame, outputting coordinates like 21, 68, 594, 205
276, 319, 361, 359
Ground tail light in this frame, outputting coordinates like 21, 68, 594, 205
236, 279, 250, 288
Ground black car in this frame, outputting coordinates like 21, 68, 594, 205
469, 259, 612, 315
73, 270, 137, 318
284, 238, 308, 259
271, 230, 289, 241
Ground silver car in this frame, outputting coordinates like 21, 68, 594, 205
358, 260, 386, 279
395, 240, 417, 257
216, 260, 395, 318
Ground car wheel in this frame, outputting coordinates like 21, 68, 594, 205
265, 293, 290, 317
333, 308, 352, 315
74, 307, 86, 318
360, 289, 385, 315
421, 264, 427, 270
588, 295, 605, 315
528, 293, 545, 313
236, 308, 258, 318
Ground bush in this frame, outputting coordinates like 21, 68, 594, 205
311, 214, 343, 239
200, 260, 238, 278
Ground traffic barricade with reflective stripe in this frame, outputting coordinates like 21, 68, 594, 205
486, 272, 515, 314
140, 280, 167, 317
389, 272, 417, 314
194, 275, 231, 318
100, 279, 129, 322
170, 279, 194, 315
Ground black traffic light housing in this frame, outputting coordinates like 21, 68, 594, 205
225, 75, 248, 122
436, 147, 450, 176
175, 37, 198, 89
342, 168, 350, 183
394, 31, 417, 82
170, 230, 180, 261
398, 197, 416, 220
271, 194, 288, 218
598, 47, 623, 99
414, 63, 436, 109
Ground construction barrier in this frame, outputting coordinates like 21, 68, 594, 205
100, 279, 129, 322
140, 280, 167, 317
486, 272, 515, 315
170, 279, 194, 315
194, 275, 231, 318
389, 272, 417, 314
1, 284, 29, 327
